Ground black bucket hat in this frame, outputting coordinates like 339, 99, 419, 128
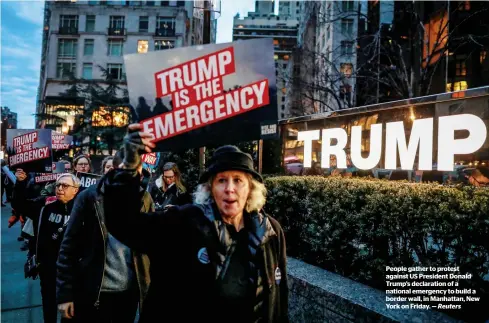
199, 145, 263, 184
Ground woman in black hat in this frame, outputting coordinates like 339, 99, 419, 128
101, 124, 289, 323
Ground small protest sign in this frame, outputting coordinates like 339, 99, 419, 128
124, 38, 277, 152
6, 129, 53, 173
260, 121, 279, 140
142, 153, 158, 165
35, 173, 62, 184
76, 172, 102, 189
142, 152, 160, 173
35, 162, 67, 184
52, 132, 73, 150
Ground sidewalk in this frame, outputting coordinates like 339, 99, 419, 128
1, 203, 43, 323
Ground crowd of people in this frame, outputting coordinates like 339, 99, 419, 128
2, 123, 289, 323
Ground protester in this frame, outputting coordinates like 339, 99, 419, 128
100, 156, 114, 175
1, 159, 7, 206
57, 150, 153, 322
13, 171, 80, 323
305, 161, 323, 175
102, 124, 289, 323
468, 168, 489, 187
10, 170, 47, 243
149, 161, 191, 210
73, 154, 92, 174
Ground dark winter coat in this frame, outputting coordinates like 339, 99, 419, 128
56, 177, 154, 312
148, 181, 192, 210
13, 179, 75, 271
102, 169, 289, 323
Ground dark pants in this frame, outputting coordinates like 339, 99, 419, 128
39, 267, 58, 323
74, 290, 138, 323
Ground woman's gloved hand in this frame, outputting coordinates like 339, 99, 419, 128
123, 124, 156, 169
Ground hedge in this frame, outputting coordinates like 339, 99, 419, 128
264, 176, 489, 322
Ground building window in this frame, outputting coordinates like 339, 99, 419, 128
83, 39, 94, 55
156, 17, 176, 31
169, 1, 177, 6
109, 16, 125, 29
155, 40, 174, 50
60, 15, 79, 31
129, 1, 141, 5
107, 63, 124, 80
455, 59, 466, 76
341, 19, 353, 35
82, 63, 93, 79
177, 1, 185, 6
146, 1, 155, 5
92, 107, 130, 127
341, 41, 354, 55
139, 16, 149, 32
57, 62, 76, 79
88, 1, 99, 4
453, 80, 467, 91
340, 63, 353, 77
481, 50, 487, 64
342, 0, 354, 12
86, 15, 95, 32
339, 85, 352, 103
108, 40, 123, 56
58, 39, 78, 58
446, 83, 452, 92
138, 40, 148, 53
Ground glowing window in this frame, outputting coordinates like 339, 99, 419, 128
138, 40, 148, 53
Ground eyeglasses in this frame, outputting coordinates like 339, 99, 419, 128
56, 183, 76, 190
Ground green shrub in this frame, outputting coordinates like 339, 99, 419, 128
264, 176, 489, 321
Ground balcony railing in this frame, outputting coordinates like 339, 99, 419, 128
154, 28, 175, 37
108, 27, 126, 36
58, 26, 79, 35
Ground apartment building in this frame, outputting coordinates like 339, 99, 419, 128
1, 107, 18, 155
36, 0, 216, 136
232, 0, 300, 119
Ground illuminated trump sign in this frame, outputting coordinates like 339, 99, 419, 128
298, 114, 487, 172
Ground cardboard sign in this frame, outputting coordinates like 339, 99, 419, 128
6, 129, 53, 173
52, 132, 73, 150
76, 172, 102, 188
124, 38, 277, 152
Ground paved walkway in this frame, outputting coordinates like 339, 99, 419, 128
1, 203, 43, 322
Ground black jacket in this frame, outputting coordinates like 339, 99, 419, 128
56, 178, 154, 311
103, 169, 289, 323
148, 182, 191, 210
13, 179, 75, 270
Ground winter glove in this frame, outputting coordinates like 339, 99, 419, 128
8, 215, 19, 228
123, 130, 147, 169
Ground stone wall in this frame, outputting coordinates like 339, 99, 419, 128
287, 258, 463, 323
